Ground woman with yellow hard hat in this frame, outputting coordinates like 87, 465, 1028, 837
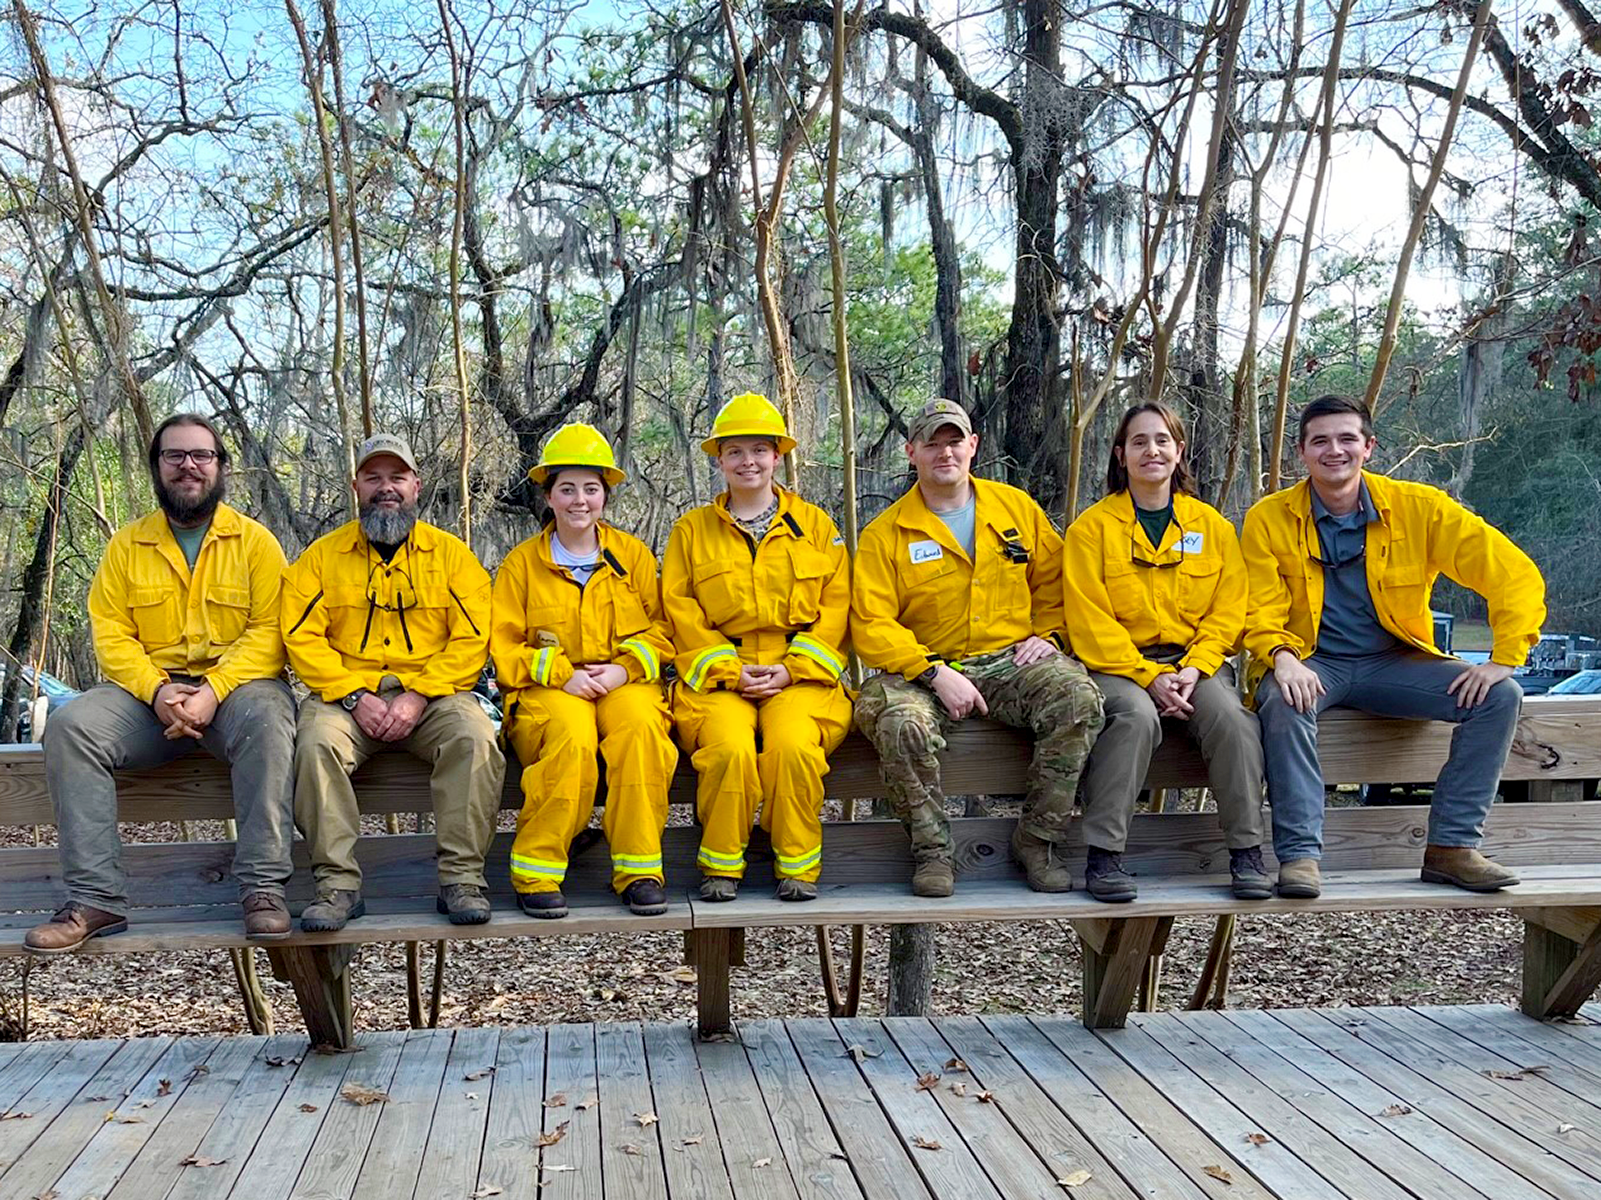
490, 423, 677, 917
663, 392, 853, 902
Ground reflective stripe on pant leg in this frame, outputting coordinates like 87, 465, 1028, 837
757, 682, 853, 883
505, 691, 599, 893
674, 685, 759, 878
598, 682, 676, 891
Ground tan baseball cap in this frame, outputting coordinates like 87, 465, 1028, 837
907, 398, 973, 444
353, 433, 419, 475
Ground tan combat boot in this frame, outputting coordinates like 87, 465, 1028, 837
1421, 845, 1520, 892
1276, 858, 1321, 899
1010, 827, 1074, 893
911, 858, 954, 898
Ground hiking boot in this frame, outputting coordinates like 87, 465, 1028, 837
775, 878, 818, 902
1085, 847, 1137, 903
911, 858, 954, 898
300, 889, 365, 932
437, 883, 492, 925
1276, 858, 1321, 899
242, 891, 292, 940
1011, 827, 1074, 893
699, 876, 739, 902
1421, 845, 1521, 892
518, 890, 568, 919
1229, 846, 1273, 901
622, 879, 669, 916
24, 901, 127, 955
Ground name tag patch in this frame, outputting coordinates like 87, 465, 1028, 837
536, 629, 560, 648
909, 539, 944, 564
1180, 531, 1205, 555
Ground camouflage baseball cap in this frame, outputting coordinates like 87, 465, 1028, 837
907, 398, 973, 444
353, 432, 419, 475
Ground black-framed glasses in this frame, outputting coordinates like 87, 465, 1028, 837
159, 449, 219, 466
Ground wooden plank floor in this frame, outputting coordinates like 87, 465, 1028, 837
5, 1004, 1601, 1199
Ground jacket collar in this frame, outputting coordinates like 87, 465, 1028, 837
130, 501, 242, 545
1105, 489, 1185, 556
713, 485, 804, 539
532, 521, 630, 577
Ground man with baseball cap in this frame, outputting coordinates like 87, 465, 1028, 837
282, 433, 503, 930
853, 399, 1104, 897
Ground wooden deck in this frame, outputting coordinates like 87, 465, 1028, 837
5, 1004, 1601, 1198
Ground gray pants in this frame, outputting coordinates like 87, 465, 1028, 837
1255, 648, 1522, 863
1081, 663, 1264, 851
42, 679, 297, 915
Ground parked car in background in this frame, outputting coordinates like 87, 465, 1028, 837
1548, 668, 1601, 696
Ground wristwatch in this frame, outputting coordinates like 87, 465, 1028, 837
341, 688, 370, 712
914, 665, 940, 688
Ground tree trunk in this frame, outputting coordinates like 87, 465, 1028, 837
913, 44, 964, 407
1, 426, 85, 743
887, 924, 936, 1015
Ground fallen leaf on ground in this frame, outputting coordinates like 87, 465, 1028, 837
537, 1121, 571, 1148
576, 1096, 598, 1111
186, 1064, 210, 1080
1483, 1065, 1549, 1080
683, 1134, 704, 1146
664, 966, 697, 984
621, 1143, 643, 1156
157, 1079, 172, 1096
1, 1111, 32, 1121
1380, 1104, 1412, 1117
299, 1104, 319, 1113
465, 1067, 496, 1081
944, 1057, 969, 1072
754, 1156, 772, 1167
1203, 1165, 1233, 1183
913, 1137, 942, 1151
265, 1056, 301, 1068
634, 1111, 659, 1127
466, 1092, 479, 1101
31, 1190, 59, 1199
114, 1114, 146, 1124
1245, 1133, 1271, 1146
914, 1071, 941, 1091
1559, 1122, 1577, 1134
950, 1081, 967, 1097
544, 1093, 568, 1108
542, 1165, 575, 1173
975, 1090, 995, 1103
1058, 1170, 1092, 1187
179, 1156, 227, 1167
469, 1187, 502, 1198
842, 1044, 881, 1062
340, 1084, 390, 1107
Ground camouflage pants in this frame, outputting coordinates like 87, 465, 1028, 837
854, 649, 1104, 862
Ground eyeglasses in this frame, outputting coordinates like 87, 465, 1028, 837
159, 449, 219, 466
1131, 519, 1189, 569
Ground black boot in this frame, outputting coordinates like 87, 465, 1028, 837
1085, 847, 1137, 903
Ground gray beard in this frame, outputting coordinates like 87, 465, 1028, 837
359, 503, 418, 544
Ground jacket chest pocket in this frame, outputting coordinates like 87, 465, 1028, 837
784, 546, 834, 627
981, 552, 1032, 620
1178, 554, 1223, 612
1101, 556, 1147, 616
128, 588, 182, 648
205, 586, 252, 645
606, 590, 653, 640
691, 557, 745, 626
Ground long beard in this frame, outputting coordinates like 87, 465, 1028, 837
156, 473, 225, 525
359, 502, 418, 544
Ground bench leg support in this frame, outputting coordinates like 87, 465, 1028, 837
1522, 914, 1601, 1020
267, 944, 357, 1049
690, 928, 741, 1039
1076, 916, 1174, 1030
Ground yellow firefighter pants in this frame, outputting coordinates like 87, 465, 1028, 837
673, 682, 852, 883
503, 682, 676, 895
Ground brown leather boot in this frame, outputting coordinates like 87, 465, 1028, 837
1421, 845, 1520, 892
911, 858, 955, 898
1276, 858, 1321, 898
242, 892, 291, 940
24, 901, 127, 955
1011, 827, 1074, 893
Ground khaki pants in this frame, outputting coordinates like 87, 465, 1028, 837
294, 691, 505, 891
1081, 662, 1264, 851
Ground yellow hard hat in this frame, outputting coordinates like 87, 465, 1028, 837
700, 392, 797, 456
529, 423, 626, 486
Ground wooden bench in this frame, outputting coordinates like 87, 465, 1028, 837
2, 694, 1599, 1047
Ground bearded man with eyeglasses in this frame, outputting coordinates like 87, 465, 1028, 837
282, 433, 502, 931
26, 414, 298, 953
